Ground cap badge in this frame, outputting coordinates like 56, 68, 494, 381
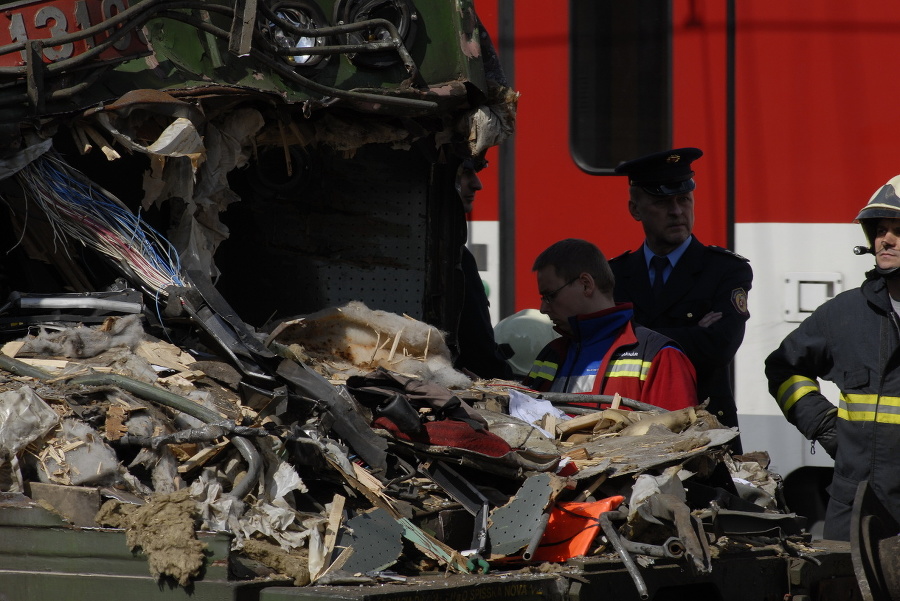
666, 154, 680, 163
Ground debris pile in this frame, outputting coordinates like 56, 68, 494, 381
0, 80, 806, 598
0, 301, 806, 592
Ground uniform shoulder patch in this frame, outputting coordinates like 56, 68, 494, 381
731, 287, 749, 315
708, 245, 749, 261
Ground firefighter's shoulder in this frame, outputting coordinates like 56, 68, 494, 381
707, 245, 749, 262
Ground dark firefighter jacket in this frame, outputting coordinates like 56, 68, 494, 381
765, 271, 900, 540
522, 304, 697, 411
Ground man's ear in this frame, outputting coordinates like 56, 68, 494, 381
628, 198, 642, 221
579, 272, 596, 296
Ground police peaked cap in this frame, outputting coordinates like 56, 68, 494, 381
615, 147, 703, 196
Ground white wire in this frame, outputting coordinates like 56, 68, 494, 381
14, 153, 186, 294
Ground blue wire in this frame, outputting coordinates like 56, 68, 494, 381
36, 156, 186, 288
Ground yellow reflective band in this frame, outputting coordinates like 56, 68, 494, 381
528, 360, 558, 382
776, 375, 819, 414
605, 358, 652, 381
839, 393, 900, 423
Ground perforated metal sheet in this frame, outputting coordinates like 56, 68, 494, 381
305, 145, 428, 319
487, 473, 554, 557
337, 508, 404, 574
215, 144, 432, 324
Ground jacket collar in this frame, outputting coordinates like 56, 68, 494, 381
562, 303, 635, 342
863, 270, 895, 313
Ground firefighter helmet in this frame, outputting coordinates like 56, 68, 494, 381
493, 309, 559, 377
855, 174, 900, 277
856, 174, 900, 246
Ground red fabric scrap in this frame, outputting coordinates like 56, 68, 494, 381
373, 417, 513, 457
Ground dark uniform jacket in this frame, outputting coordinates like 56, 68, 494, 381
765, 272, 900, 540
609, 237, 752, 433
455, 246, 513, 379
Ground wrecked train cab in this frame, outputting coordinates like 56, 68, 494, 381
0, 0, 525, 598
0, 0, 515, 337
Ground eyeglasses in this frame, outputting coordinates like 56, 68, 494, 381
540, 277, 578, 304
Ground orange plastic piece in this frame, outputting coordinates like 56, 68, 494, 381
530, 495, 626, 562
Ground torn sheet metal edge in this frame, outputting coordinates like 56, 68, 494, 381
420, 460, 489, 554
324, 459, 468, 573
700, 507, 807, 536
397, 516, 470, 573
278, 359, 388, 473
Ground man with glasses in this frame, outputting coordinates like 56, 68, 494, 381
521, 238, 697, 410
609, 148, 752, 444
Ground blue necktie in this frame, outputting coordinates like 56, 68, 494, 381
651, 255, 669, 297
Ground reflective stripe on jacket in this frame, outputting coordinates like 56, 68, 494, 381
522, 306, 697, 411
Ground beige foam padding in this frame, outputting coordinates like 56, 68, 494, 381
269, 301, 471, 389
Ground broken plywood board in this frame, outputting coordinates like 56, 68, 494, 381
136, 340, 198, 374
572, 428, 737, 480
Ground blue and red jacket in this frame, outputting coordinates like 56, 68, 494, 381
522, 304, 698, 411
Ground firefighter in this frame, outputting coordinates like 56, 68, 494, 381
609, 148, 752, 448
453, 154, 514, 380
765, 175, 900, 541
521, 238, 698, 410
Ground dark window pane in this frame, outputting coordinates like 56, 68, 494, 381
570, 1, 672, 173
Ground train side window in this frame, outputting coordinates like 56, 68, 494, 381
570, 2, 672, 174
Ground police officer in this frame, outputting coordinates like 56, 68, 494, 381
765, 174, 900, 540
609, 148, 752, 448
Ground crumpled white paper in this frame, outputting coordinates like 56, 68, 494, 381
508, 389, 570, 437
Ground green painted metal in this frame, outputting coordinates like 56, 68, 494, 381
139, 0, 482, 93
258, 575, 563, 601
0, 500, 273, 600
0, 0, 487, 122
0, 573, 272, 601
